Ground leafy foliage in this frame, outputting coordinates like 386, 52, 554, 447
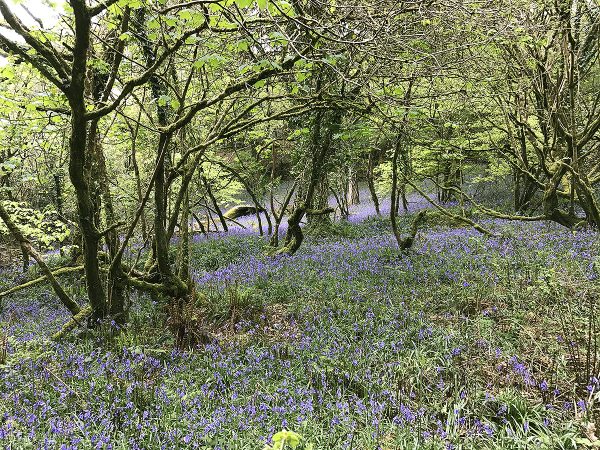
0, 201, 70, 248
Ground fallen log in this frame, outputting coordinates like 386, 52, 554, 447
223, 205, 263, 220
0, 265, 84, 299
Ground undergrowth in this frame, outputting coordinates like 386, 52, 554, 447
0, 215, 599, 449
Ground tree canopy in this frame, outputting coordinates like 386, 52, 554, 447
0, 0, 598, 328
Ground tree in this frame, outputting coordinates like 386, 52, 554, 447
0, 0, 408, 334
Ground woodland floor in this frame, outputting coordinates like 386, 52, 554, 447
1, 200, 600, 449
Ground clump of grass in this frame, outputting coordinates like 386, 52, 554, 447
535, 266, 600, 395
191, 234, 266, 272
196, 282, 264, 325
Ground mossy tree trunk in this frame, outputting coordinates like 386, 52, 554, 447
390, 78, 415, 249
367, 149, 381, 215
279, 99, 341, 254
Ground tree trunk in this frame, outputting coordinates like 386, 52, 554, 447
203, 175, 228, 232
90, 119, 127, 324
347, 165, 360, 205
390, 79, 414, 249
269, 182, 296, 248
390, 136, 403, 246
67, 0, 107, 323
367, 150, 381, 215
69, 101, 106, 323
279, 102, 340, 254
307, 176, 331, 228
127, 116, 148, 240
154, 133, 174, 278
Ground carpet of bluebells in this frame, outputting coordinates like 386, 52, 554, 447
1, 198, 600, 449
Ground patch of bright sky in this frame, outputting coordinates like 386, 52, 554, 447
0, 0, 64, 65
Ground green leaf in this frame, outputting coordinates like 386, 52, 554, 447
117, 0, 142, 8
295, 71, 308, 82
236, 40, 250, 52
277, 0, 295, 16
148, 19, 160, 30
269, 32, 288, 46
208, 2, 223, 12
576, 438, 600, 448
0, 66, 15, 80
178, 9, 193, 20
157, 95, 170, 107
193, 54, 227, 69
271, 431, 302, 449
209, 14, 237, 29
